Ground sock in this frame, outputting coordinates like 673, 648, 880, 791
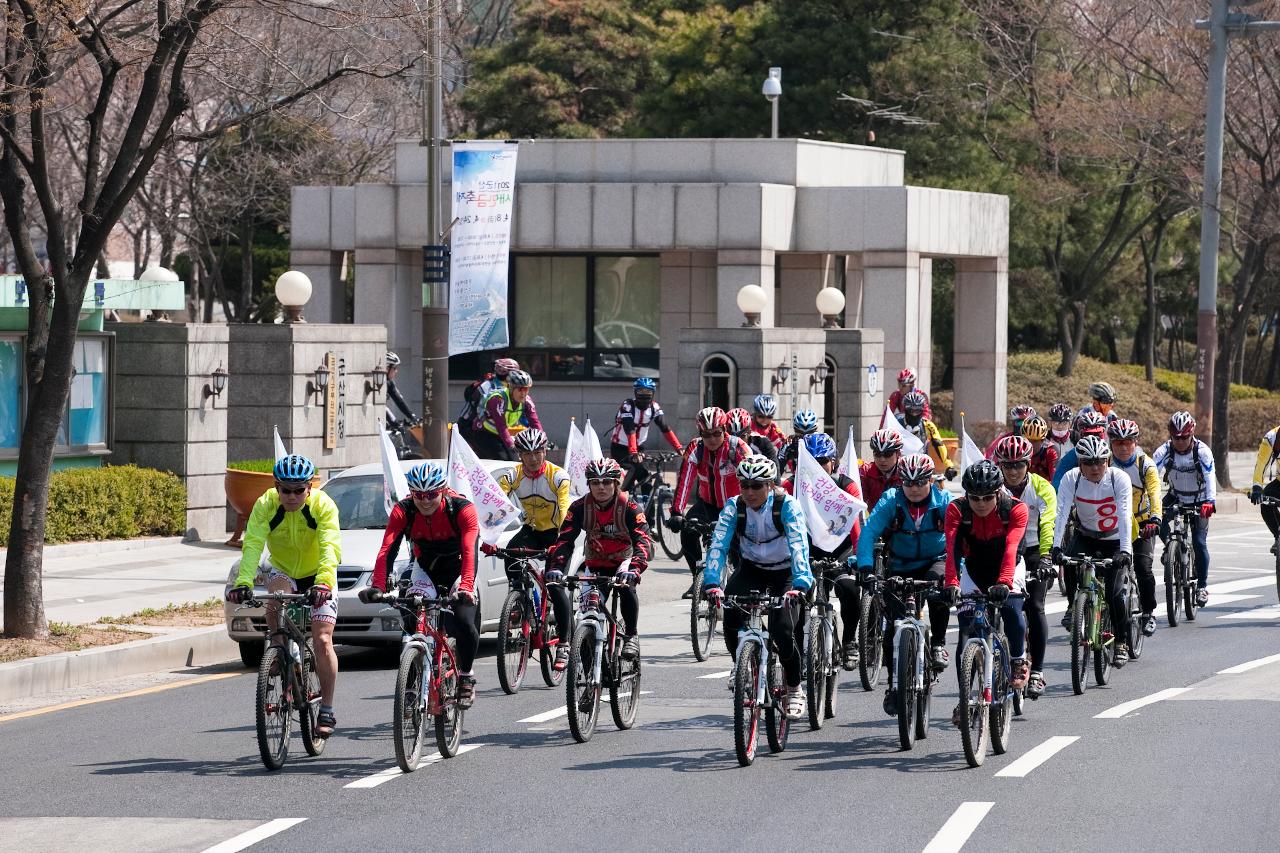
462, 671, 474, 677
320, 704, 333, 715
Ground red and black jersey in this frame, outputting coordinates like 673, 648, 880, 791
859, 461, 901, 511
373, 491, 479, 593
547, 494, 652, 573
673, 435, 751, 512
944, 496, 1028, 590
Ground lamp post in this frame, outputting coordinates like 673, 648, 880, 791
815, 286, 845, 328
737, 284, 768, 327
762, 68, 782, 139
276, 270, 313, 323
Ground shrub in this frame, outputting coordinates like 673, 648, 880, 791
0, 465, 186, 544
1116, 364, 1270, 403
227, 458, 275, 473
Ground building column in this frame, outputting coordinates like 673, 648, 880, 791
716, 249, 775, 328
289, 249, 343, 324
354, 248, 424, 412
777, 253, 841, 328
860, 251, 933, 394
953, 256, 1008, 423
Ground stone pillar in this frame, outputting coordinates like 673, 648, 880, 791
823, 327, 886, 448
659, 250, 717, 408
289, 249, 344, 324
953, 257, 1008, 423
108, 323, 229, 540
860, 251, 933, 394
716, 249, 775, 328
776, 253, 838, 328
354, 248, 423, 413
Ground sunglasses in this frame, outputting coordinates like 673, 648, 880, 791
276, 484, 308, 496
967, 493, 997, 503
998, 461, 1028, 469
872, 451, 897, 459
1080, 459, 1109, 467
410, 488, 445, 500
586, 478, 617, 487
902, 479, 931, 488
700, 430, 724, 439
739, 481, 769, 491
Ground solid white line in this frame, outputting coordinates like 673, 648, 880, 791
922, 802, 994, 853
1206, 576, 1274, 594
518, 706, 568, 724
1204, 593, 1262, 607
343, 744, 485, 788
1094, 688, 1191, 719
1218, 652, 1280, 674
993, 736, 1079, 778
697, 670, 731, 679
1217, 606, 1280, 621
201, 819, 307, 853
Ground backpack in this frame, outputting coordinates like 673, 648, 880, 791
887, 496, 946, 536
1159, 438, 1207, 496
386, 494, 467, 569
731, 488, 788, 564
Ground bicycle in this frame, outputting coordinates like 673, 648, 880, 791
388, 417, 425, 460
955, 591, 1017, 768
1061, 555, 1117, 694
366, 584, 465, 770
490, 547, 562, 694
240, 593, 326, 771
855, 543, 889, 691
725, 592, 793, 766
1121, 556, 1145, 662
1163, 504, 1200, 626
804, 557, 845, 729
686, 518, 721, 662
877, 575, 943, 751
631, 451, 684, 561
563, 572, 642, 743
1261, 495, 1280, 601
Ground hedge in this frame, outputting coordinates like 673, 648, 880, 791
227, 458, 275, 473
0, 465, 186, 544
1117, 364, 1270, 403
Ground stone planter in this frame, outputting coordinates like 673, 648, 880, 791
224, 469, 319, 547
941, 437, 960, 463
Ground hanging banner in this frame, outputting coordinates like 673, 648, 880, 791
796, 442, 867, 553
565, 418, 590, 499
446, 425, 523, 544
447, 141, 518, 355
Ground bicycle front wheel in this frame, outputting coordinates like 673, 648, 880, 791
689, 570, 716, 662
610, 639, 641, 731
433, 652, 464, 758
255, 646, 291, 771
566, 623, 600, 743
857, 597, 884, 690
733, 639, 761, 766
496, 589, 530, 695
990, 637, 1012, 756
1070, 593, 1089, 695
895, 628, 918, 751
764, 656, 789, 754
1093, 602, 1113, 687
1164, 554, 1179, 628
958, 641, 989, 768
299, 639, 326, 758
805, 615, 827, 730
393, 645, 427, 772
655, 489, 684, 561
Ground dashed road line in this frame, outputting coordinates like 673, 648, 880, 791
994, 736, 1079, 778
922, 802, 994, 853
201, 818, 307, 852
697, 670, 732, 680
1095, 687, 1192, 719
1219, 652, 1280, 674
1217, 605, 1280, 620
343, 744, 486, 788
518, 692, 653, 724
1205, 576, 1275, 594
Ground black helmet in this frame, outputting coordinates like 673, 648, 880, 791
961, 460, 1003, 496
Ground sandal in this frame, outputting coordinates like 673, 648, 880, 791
315, 709, 336, 739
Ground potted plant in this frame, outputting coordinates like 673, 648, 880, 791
224, 459, 320, 547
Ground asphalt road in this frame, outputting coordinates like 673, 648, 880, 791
1, 516, 1279, 853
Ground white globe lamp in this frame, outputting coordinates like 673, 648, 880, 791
816, 287, 846, 328
736, 284, 768, 328
276, 270, 313, 323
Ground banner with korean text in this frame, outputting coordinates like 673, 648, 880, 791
446, 425, 523, 544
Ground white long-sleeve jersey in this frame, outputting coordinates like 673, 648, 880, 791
1054, 467, 1132, 554
1151, 438, 1216, 505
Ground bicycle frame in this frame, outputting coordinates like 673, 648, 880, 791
385, 587, 456, 716
241, 593, 312, 711
884, 583, 933, 693
497, 548, 554, 650
728, 594, 782, 708
958, 594, 1009, 706
1065, 555, 1112, 650
807, 560, 842, 675
568, 574, 627, 688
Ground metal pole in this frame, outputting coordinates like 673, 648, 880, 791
421, 7, 449, 457
771, 99, 778, 140
790, 352, 798, 418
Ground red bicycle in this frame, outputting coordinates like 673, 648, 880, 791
490, 547, 563, 693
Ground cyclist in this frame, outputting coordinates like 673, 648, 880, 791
608, 377, 683, 494
983, 404, 1037, 459
703, 454, 814, 720
668, 407, 752, 598
1052, 436, 1135, 666
476, 369, 542, 461
363, 462, 482, 708
899, 391, 957, 480
750, 394, 788, 453
1052, 410, 1109, 490
1248, 422, 1280, 549
993, 436, 1056, 698
730, 407, 778, 464
854, 453, 955, 716
860, 428, 904, 511
1046, 403, 1075, 460
497, 428, 574, 671
384, 351, 418, 430
1076, 381, 1119, 424
1152, 411, 1215, 608
1020, 416, 1058, 482
228, 454, 342, 737
945, 460, 1030, 725
885, 367, 932, 424
546, 458, 652, 661
1108, 418, 1161, 638
779, 409, 820, 474
458, 356, 519, 445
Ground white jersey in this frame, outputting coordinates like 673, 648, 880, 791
1048, 430, 1072, 462
1151, 438, 1216, 505
1054, 467, 1133, 553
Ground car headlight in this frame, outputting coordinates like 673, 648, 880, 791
232, 618, 251, 631
381, 617, 402, 631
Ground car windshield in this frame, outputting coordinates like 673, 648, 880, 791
321, 475, 389, 529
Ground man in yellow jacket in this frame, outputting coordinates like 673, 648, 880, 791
1109, 420, 1162, 637
1249, 425, 1280, 552
228, 454, 343, 736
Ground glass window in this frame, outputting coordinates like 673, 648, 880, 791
513, 256, 587, 348
593, 257, 659, 349
0, 338, 20, 449
67, 338, 108, 446
701, 354, 735, 411
592, 351, 658, 381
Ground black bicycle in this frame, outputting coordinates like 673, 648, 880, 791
686, 518, 721, 661
563, 573, 642, 742
1164, 504, 1199, 626
856, 543, 889, 691
631, 451, 684, 561
805, 558, 845, 729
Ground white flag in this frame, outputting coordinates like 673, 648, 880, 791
273, 425, 288, 461
584, 415, 603, 460
446, 426, 522, 545
880, 404, 925, 455
565, 418, 590, 498
959, 414, 984, 473
838, 425, 865, 504
379, 425, 410, 514
796, 441, 867, 553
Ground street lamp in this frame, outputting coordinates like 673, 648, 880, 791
276, 270, 313, 323
762, 67, 782, 139
737, 284, 768, 327
202, 363, 228, 403
307, 362, 330, 406
815, 286, 846, 329
365, 360, 387, 402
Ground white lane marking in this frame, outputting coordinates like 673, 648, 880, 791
1094, 688, 1192, 719
1204, 593, 1262, 607
697, 670, 732, 679
519, 693, 653, 723
1219, 652, 1280, 674
1206, 576, 1275, 594
994, 736, 1079, 778
1217, 605, 1280, 620
1206, 529, 1272, 540
343, 744, 485, 788
922, 802, 994, 853
201, 819, 307, 853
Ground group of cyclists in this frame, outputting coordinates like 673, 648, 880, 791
226, 360, 1238, 743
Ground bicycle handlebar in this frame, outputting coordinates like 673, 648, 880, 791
724, 592, 787, 611
1059, 555, 1116, 569
565, 573, 636, 588
489, 547, 548, 562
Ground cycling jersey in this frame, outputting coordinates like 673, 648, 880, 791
884, 389, 932, 424
1047, 429, 1072, 462
704, 489, 813, 590
1151, 438, 1216, 504
1112, 450, 1161, 537
1251, 426, 1280, 487
235, 488, 341, 591
372, 492, 479, 593
855, 485, 952, 573
480, 386, 542, 448
499, 461, 571, 532
1053, 467, 1133, 552
752, 420, 787, 453
1005, 473, 1055, 554
859, 461, 901, 512
904, 417, 952, 473
610, 397, 682, 453
1051, 447, 1079, 490
944, 495, 1028, 591
1028, 443, 1058, 482
547, 493, 652, 574
673, 435, 751, 512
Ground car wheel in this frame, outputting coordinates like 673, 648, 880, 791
238, 640, 264, 669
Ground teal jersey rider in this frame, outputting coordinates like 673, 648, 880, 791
856, 484, 952, 572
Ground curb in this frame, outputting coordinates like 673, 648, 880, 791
0, 626, 239, 703
0, 536, 187, 562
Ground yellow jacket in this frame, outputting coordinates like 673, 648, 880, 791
1251, 427, 1280, 487
235, 488, 342, 590
1112, 452, 1161, 539
907, 418, 952, 472
499, 462, 571, 532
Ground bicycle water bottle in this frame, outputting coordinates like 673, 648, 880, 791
287, 638, 300, 663
530, 582, 542, 616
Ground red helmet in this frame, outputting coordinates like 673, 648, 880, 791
726, 407, 752, 435
898, 453, 935, 484
897, 367, 917, 386
1168, 411, 1196, 438
1107, 418, 1140, 442
1075, 410, 1108, 437
994, 435, 1033, 464
869, 428, 904, 454
696, 406, 727, 432
1010, 404, 1037, 422
493, 357, 520, 376
584, 458, 624, 482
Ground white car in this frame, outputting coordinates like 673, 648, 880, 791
223, 458, 579, 668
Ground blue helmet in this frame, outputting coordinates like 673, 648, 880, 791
752, 394, 777, 417
633, 377, 657, 395
804, 432, 837, 461
406, 462, 448, 493
273, 454, 315, 483
793, 409, 819, 434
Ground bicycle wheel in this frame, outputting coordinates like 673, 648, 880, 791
733, 639, 761, 766
915, 665, 931, 742
610, 638, 641, 730
1127, 575, 1145, 661
805, 615, 827, 730
1093, 603, 1113, 687
1070, 593, 1089, 695
895, 628, 918, 751
1181, 544, 1197, 622
990, 638, 1012, 756
1164, 554, 1179, 628
958, 641, 989, 768
254, 646, 291, 771
539, 612, 564, 688
764, 656, 789, 754
655, 489, 684, 561
823, 620, 840, 720
496, 589, 530, 695
566, 623, 600, 743
857, 596, 884, 691
433, 651, 463, 758
393, 645, 427, 772
299, 640, 326, 758
689, 570, 716, 662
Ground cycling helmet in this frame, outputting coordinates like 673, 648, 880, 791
727, 407, 752, 436
1048, 403, 1073, 423
752, 394, 778, 417
493, 357, 520, 376
897, 453, 935, 485
1075, 410, 1108, 437
869, 428, 904, 454
1020, 416, 1049, 442
793, 409, 819, 434
273, 454, 315, 483
901, 390, 928, 415
897, 367, 917, 386
696, 406, 728, 432
736, 454, 778, 482
1088, 382, 1117, 404
994, 434, 1033, 464
513, 428, 549, 453
1168, 411, 1196, 438
385, 351, 401, 367
1106, 418, 1141, 442
506, 369, 533, 388
1075, 435, 1112, 462
406, 461, 448, 492
584, 458, 624, 482
633, 377, 657, 395
804, 432, 838, 461
1010, 404, 1037, 423
962, 459, 1004, 496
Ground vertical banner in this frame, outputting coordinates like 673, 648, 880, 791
446, 425, 523, 544
959, 413, 984, 473
379, 426, 410, 515
796, 442, 867, 553
584, 416, 603, 460
564, 418, 590, 499
447, 141, 518, 355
